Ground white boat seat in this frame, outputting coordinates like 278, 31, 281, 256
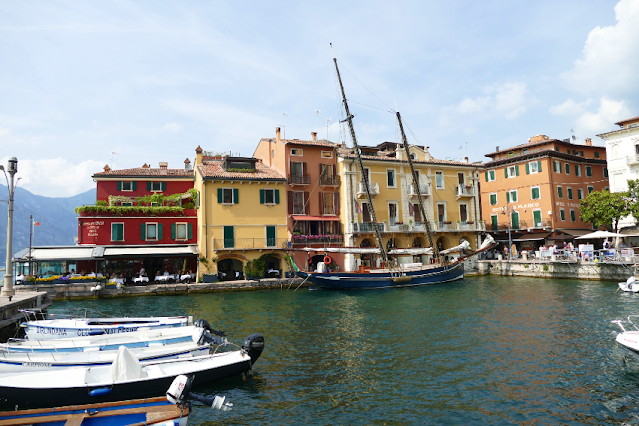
144, 364, 163, 379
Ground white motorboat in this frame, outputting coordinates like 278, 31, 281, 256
0, 335, 264, 410
20, 315, 193, 340
0, 323, 225, 353
612, 316, 639, 360
0, 340, 211, 373
618, 276, 639, 293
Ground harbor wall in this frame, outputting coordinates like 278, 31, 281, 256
0, 292, 52, 341
475, 259, 636, 281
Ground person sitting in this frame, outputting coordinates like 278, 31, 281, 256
164, 270, 170, 276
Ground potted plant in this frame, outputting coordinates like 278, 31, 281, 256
202, 273, 218, 283
244, 259, 263, 281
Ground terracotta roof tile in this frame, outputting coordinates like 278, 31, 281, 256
337, 148, 479, 167
197, 159, 286, 181
484, 139, 562, 157
260, 137, 339, 148
615, 115, 639, 126
93, 167, 194, 178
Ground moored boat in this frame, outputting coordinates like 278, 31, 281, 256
612, 316, 639, 360
618, 276, 639, 293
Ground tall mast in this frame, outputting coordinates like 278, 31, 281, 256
396, 111, 441, 263
332, 46, 388, 265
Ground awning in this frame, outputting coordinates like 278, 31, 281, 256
13, 245, 199, 261
103, 246, 199, 257
13, 246, 97, 262
292, 215, 340, 221
512, 232, 550, 242
555, 228, 593, 237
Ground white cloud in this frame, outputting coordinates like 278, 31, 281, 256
549, 98, 592, 116
489, 82, 530, 119
574, 97, 630, 134
161, 122, 183, 133
0, 127, 9, 138
560, 0, 639, 96
0, 157, 103, 197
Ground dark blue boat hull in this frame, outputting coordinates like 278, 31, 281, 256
297, 262, 464, 290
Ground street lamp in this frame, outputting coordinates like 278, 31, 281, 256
1, 157, 18, 298
500, 203, 516, 260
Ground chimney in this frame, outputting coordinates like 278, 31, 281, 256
142, 163, 150, 169
159, 162, 168, 169
496, 146, 499, 152
311, 132, 317, 142
195, 145, 203, 165
464, 157, 469, 163
276, 127, 281, 143
585, 138, 592, 146
184, 158, 191, 171
103, 164, 111, 172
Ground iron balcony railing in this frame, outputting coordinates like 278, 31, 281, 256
290, 235, 344, 245
213, 238, 290, 250
288, 174, 311, 185
319, 176, 341, 187
349, 222, 385, 233
456, 184, 474, 197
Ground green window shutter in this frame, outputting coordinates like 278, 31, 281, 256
532, 187, 539, 199
132, 181, 137, 191
515, 165, 519, 176
217, 188, 222, 203
485, 171, 489, 182
161, 182, 166, 192
560, 210, 565, 221
260, 189, 265, 204
140, 223, 146, 240
187, 223, 192, 240
512, 192, 517, 202
171, 223, 176, 240
490, 170, 495, 181
233, 188, 239, 204
586, 166, 592, 177
506, 192, 510, 202
490, 194, 496, 205
604, 168, 608, 177
525, 163, 530, 174
117, 224, 123, 241
557, 186, 562, 198
570, 210, 576, 221
275, 189, 280, 204
158, 223, 163, 239
147, 182, 152, 191
567, 188, 573, 199
117, 181, 122, 191
537, 161, 542, 172
574, 165, 578, 175
505, 168, 508, 178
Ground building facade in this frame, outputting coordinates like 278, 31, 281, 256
481, 135, 608, 249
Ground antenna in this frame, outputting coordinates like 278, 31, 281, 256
283, 113, 288, 140
326, 117, 332, 140
110, 151, 118, 169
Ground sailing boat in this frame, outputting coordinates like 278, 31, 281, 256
293, 46, 496, 290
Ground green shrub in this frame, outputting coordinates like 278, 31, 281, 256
543, 264, 549, 271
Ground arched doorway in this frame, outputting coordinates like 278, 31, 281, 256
412, 237, 424, 248
436, 236, 448, 251
218, 258, 244, 281
360, 238, 373, 267
264, 255, 282, 277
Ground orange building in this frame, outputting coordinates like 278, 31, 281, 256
480, 135, 608, 249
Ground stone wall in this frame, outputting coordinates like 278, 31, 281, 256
476, 259, 636, 282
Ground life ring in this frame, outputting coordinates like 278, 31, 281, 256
307, 257, 313, 265
323, 256, 332, 264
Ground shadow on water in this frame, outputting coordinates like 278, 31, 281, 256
47, 277, 639, 425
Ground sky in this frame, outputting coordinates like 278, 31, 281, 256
1, 0, 638, 198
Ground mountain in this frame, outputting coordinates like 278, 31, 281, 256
0, 185, 96, 267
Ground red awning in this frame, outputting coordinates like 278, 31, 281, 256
291, 215, 340, 221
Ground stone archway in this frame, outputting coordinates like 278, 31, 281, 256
360, 238, 374, 267
412, 237, 425, 248
218, 258, 244, 281
436, 236, 449, 251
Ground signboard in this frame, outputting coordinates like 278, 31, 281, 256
579, 244, 594, 252
621, 249, 635, 257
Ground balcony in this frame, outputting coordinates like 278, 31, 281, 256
530, 219, 552, 229
435, 221, 486, 232
290, 235, 344, 246
627, 154, 639, 166
408, 183, 431, 198
357, 181, 380, 199
288, 174, 310, 186
456, 184, 474, 198
213, 238, 289, 250
349, 222, 385, 233
388, 223, 413, 232
319, 176, 341, 187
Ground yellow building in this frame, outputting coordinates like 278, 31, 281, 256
194, 147, 289, 280
337, 142, 485, 271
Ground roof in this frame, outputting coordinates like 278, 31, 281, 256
615, 115, 639, 126
260, 137, 339, 148
484, 138, 563, 157
337, 147, 479, 167
197, 159, 285, 181
483, 149, 607, 168
93, 168, 194, 178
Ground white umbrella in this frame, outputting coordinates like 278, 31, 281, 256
576, 230, 625, 239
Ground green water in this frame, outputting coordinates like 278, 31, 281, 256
47, 276, 639, 425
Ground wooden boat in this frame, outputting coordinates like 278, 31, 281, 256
20, 315, 193, 340
0, 334, 264, 410
0, 341, 211, 373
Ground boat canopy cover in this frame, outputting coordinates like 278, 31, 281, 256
388, 248, 434, 255
479, 234, 495, 250
300, 247, 382, 254
110, 346, 141, 382
440, 239, 471, 254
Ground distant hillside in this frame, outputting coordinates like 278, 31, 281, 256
0, 185, 96, 267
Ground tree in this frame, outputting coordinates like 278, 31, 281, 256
579, 189, 629, 233
626, 179, 639, 223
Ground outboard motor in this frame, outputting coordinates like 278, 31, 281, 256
195, 319, 226, 337
167, 374, 233, 411
242, 334, 265, 365
193, 327, 227, 346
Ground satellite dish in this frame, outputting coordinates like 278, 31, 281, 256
572, 135, 576, 140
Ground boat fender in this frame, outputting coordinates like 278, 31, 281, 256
323, 256, 332, 265
88, 387, 112, 397
242, 334, 265, 365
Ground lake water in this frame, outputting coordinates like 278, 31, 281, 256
48, 276, 639, 425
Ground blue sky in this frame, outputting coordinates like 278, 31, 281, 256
1, 0, 637, 197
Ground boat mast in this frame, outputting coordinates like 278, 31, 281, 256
332, 46, 388, 265
396, 111, 442, 264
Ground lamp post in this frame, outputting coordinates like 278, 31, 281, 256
500, 203, 515, 260
1, 157, 18, 297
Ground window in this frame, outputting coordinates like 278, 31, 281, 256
218, 188, 238, 205
531, 186, 540, 200
490, 214, 499, 231
436, 171, 444, 189
577, 188, 584, 199
266, 225, 276, 247
459, 204, 468, 223
145, 223, 158, 240
293, 192, 305, 215
321, 151, 333, 158
586, 166, 592, 177
458, 172, 465, 185
554, 161, 561, 173
151, 182, 162, 192
587, 186, 594, 194
560, 209, 566, 221
111, 223, 124, 241
271, 149, 274, 158
291, 148, 303, 156
527, 161, 541, 174
506, 189, 518, 203
320, 192, 336, 215
594, 152, 600, 158
485, 170, 496, 182
437, 203, 446, 223
575, 165, 581, 177
489, 193, 497, 205
291, 161, 304, 178
122, 182, 132, 191
121, 202, 132, 207
604, 167, 608, 178
567, 187, 573, 200
557, 186, 563, 198
565, 163, 570, 174
172, 223, 192, 240
533, 209, 542, 227
387, 169, 396, 188
505, 165, 519, 178
223, 226, 234, 248
555, 147, 560, 152
260, 189, 279, 205
570, 209, 576, 222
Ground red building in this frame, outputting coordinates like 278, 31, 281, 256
75, 160, 198, 280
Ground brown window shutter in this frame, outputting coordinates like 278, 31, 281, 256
302, 162, 307, 175
304, 191, 310, 215
319, 192, 324, 215
288, 191, 293, 215
335, 192, 340, 215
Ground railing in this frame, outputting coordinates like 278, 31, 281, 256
291, 235, 344, 245
627, 155, 639, 166
357, 181, 380, 197
531, 219, 552, 228
456, 184, 474, 197
319, 176, 341, 187
408, 183, 431, 197
213, 238, 290, 250
436, 221, 486, 232
437, 222, 457, 231
349, 222, 385, 233
388, 223, 412, 232
288, 174, 311, 185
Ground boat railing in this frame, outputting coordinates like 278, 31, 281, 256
613, 315, 639, 332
